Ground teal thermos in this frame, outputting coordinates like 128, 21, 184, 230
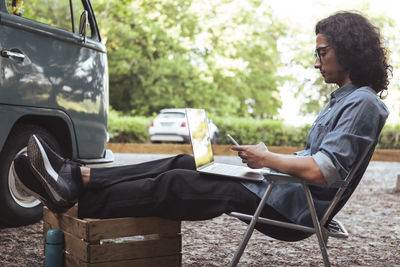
45, 229, 64, 267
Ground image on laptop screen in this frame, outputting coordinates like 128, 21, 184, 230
186, 109, 214, 168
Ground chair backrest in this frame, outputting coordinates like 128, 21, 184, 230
320, 142, 375, 226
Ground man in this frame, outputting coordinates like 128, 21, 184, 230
14, 11, 390, 242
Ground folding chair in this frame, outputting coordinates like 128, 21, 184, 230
229, 145, 373, 267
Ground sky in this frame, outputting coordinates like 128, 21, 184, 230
268, 0, 400, 125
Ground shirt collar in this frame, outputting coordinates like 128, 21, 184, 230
330, 82, 359, 103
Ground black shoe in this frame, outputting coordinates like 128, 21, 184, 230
27, 135, 84, 205
12, 154, 75, 213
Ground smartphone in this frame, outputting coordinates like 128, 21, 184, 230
227, 134, 240, 146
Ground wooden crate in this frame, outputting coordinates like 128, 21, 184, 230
43, 206, 181, 267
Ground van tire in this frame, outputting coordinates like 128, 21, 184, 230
0, 124, 62, 227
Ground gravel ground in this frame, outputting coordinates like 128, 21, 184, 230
0, 161, 399, 266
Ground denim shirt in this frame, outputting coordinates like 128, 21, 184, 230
241, 82, 389, 226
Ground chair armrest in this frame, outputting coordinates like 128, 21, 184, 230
262, 171, 345, 188
262, 171, 311, 184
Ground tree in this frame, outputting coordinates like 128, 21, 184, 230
92, 0, 286, 117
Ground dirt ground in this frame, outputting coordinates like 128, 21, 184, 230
0, 161, 399, 266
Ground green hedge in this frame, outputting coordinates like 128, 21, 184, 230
211, 117, 309, 147
108, 110, 399, 149
108, 109, 152, 143
377, 124, 400, 149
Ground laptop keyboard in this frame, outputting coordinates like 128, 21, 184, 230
204, 163, 260, 176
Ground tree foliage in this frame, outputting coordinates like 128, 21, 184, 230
92, 0, 286, 117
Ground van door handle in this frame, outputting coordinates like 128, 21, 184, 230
1, 49, 25, 60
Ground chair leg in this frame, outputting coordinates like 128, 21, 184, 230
304, 184, 331, 267
229, 183, 275, 267
323, 230, 329, 246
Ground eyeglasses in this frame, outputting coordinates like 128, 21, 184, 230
314, 45, 330, 62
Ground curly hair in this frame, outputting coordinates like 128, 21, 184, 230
315, 11, 392, 95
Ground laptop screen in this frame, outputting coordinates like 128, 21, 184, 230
186, 109, 214, 168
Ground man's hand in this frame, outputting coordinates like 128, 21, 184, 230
231, 142, 269, 169
233, 142, 327, 185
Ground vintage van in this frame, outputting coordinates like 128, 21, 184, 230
0, 0, 112, 226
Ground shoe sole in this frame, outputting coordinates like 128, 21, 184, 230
11, 164, 70, 213
28, 135, 69, 206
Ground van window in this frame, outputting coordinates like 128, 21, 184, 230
7, 0, 92, 37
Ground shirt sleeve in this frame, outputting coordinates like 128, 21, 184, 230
312, 151, 341, 186
318, 91, 388, 182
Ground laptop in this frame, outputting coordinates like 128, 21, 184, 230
186, 108, 264, 182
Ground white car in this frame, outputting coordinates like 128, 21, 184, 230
149, 108, 219, 144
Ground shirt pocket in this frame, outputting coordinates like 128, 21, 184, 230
310, 123, 330, 154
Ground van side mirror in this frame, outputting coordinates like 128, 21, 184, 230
79, 11, 89, 43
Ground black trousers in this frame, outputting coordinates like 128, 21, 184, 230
78, 154, 310, 241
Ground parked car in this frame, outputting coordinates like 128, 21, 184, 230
149, 109, 219, 144
0, 0, 112, 226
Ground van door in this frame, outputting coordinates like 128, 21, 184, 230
0, 0, 108, 159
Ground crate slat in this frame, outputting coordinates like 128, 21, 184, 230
44, 207, 181, 241
89, 235, 181, 263
85, 217, 180, 241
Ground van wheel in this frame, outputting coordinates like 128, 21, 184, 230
0, 125, 62, 227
